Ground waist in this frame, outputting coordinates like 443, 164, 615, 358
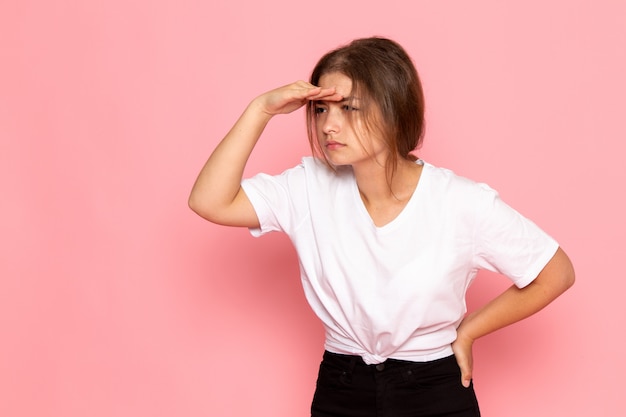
325, 339, 454, 365
322, 350, 458, 372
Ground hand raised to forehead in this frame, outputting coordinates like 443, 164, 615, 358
257, 81, 343, 116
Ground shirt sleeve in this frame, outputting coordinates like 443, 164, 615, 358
472, 184, 559, 288
240, 163, 308, 237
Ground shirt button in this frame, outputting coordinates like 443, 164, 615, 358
375, 363, 385, 371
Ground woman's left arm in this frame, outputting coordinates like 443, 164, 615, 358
452, 247, 575, 387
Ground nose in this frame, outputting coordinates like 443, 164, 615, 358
321, 107, 341, 135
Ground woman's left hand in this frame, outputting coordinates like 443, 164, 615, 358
451, 330, 474, 388
450, 248, 575, 389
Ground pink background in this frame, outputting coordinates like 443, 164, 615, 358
2, 1, 625, 416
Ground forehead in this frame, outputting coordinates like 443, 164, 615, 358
318, 72, 353, 96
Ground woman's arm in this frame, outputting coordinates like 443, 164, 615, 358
188, 81, 341, 227
452, 247, 575, 387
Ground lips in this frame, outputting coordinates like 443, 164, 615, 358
325, 140, 345, 150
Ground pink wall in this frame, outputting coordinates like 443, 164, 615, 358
2, 1, 625, 416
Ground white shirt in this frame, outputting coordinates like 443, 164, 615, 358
241, 157, 558, 364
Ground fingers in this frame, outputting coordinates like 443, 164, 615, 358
312, 90, 344, 102
276, 80, 342, 104
288, 80, 342, 101
451, 334, 474, 388
258, 81, 344, 116
452, 347, 472, 388
457, 357, 473, 388
299, 84, 343, 102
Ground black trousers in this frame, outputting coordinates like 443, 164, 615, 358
311, 351, 481, 417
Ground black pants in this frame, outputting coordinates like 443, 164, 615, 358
311, 351, 481, 417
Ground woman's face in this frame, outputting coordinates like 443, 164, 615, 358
314, 72, 388, 168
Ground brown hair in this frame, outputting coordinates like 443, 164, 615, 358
306, 37, 425, 180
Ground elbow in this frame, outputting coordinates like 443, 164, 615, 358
188, 192, 217, 222
187, 193, 201, 214
554, 247, 576, 294
535, 247, 575, 297
563, 260, 576, 291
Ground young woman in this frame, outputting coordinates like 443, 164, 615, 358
189, 37, 575, 417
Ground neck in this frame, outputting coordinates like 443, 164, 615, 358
351, 157, 422, 227
353, 157, 420, 204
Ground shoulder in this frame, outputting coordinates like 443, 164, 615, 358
300, 156, 353, 185
242, 157, 345, 194
268, 156, 335, 178
301, 156, 347, 175
421, 161, 497, 201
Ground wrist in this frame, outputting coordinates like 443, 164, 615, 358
456, 315, 478, 344
246, 97, 274, 123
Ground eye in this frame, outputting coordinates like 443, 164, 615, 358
314, 106, 327, 114
342, 104, 359, 111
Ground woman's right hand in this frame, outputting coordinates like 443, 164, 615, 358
255, 81, 343, 116
189, 80, 343, 227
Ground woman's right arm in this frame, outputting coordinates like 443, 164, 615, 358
188, 81, 341, 227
